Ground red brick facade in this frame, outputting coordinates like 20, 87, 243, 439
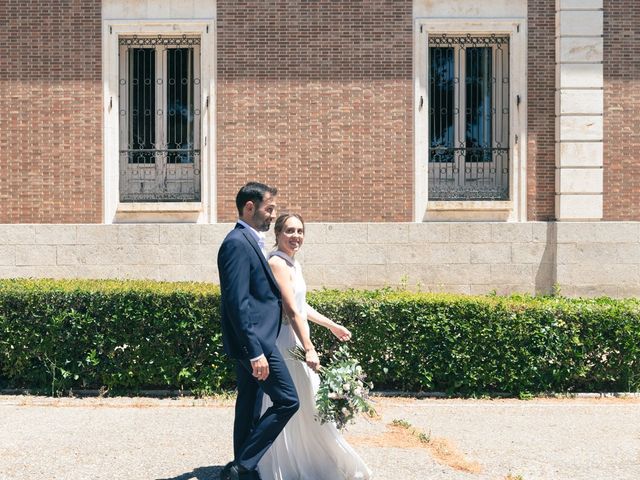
526, 0, 556, 221
0, 2, 636, 224
0, 0, 102, 223
215, 0, 413, 222
603, 0, 640, 220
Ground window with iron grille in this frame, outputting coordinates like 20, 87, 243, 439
428, 34, 510, 201
118, 35, 201, 202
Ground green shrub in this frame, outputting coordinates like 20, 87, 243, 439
308, 290, 640, 394
0, 279, 639, 395
0, 279, 231, 395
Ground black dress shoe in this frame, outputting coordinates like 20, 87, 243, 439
225, 463, 260, 480
242, 470, 261, 480
219, 461, 233, 480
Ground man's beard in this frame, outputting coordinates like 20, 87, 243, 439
253, 212, 271, 232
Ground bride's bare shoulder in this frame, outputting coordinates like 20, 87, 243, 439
268, 254, 287, 269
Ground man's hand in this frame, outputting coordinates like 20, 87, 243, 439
305, 348, 320, 372
251, 355, 270, 381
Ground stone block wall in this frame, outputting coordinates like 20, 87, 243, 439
1, 222, 638, 297
555, 0, 604, 220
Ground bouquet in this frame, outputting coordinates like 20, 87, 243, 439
290, 344, 376, 430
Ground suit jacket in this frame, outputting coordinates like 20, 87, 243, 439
218, 223, 282, 360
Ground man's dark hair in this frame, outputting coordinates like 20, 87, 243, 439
236, 182, 278, 216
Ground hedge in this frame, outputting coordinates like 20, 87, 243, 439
0, 279, 229, 395
0, 278, 639, 395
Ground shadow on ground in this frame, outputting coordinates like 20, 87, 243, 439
157, 465, 222, 480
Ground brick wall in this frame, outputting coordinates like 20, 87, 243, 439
603, 0, 640, 220
527, 0, 556, 221
5, 1, 633, 225
216, 0, 413, 222
0, 0, 102, 223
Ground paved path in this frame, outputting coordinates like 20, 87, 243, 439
0, 395, 639, 480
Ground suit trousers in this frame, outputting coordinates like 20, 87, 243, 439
233, 346, 299, 471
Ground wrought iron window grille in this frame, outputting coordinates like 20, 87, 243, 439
118, 35, 202, 202
428, 34, 510, 201
119, 35, 201, 47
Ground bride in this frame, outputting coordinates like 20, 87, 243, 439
257, 213, 372, 480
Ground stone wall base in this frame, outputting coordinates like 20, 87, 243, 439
0, 222, 638, 297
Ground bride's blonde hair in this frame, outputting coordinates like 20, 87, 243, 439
273, 213, 305, 246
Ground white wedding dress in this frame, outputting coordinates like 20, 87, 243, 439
257, 250, 372, 480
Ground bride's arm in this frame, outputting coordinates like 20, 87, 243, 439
306, 305, 352, 342
269, 256, 320, 370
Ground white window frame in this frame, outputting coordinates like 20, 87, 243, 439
103, 20, 215, 223
414, 18, 527, 222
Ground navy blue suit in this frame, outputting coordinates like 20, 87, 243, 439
218, 223, 299, 472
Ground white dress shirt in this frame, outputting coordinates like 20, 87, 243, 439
237, 219, 267, 258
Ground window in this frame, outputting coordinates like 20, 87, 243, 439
428, 34, 510, 201
118, 36, 201, 202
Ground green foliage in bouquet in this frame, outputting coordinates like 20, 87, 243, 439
290, 344, 376, 430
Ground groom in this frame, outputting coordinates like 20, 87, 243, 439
218, 182, 299, 480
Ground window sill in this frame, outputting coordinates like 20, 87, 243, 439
427, 201, 512, 211
117, 202, 202, 213
115, 202, 203, 223
424, 201, 513, 221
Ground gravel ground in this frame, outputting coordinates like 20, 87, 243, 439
0, 395, 639, 480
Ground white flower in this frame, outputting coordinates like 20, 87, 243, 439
328, 392, 339, 400
355, 366, 362, 374
343, 383, 351, 392
354, 387, 363, 396
341, 407, 349, 415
